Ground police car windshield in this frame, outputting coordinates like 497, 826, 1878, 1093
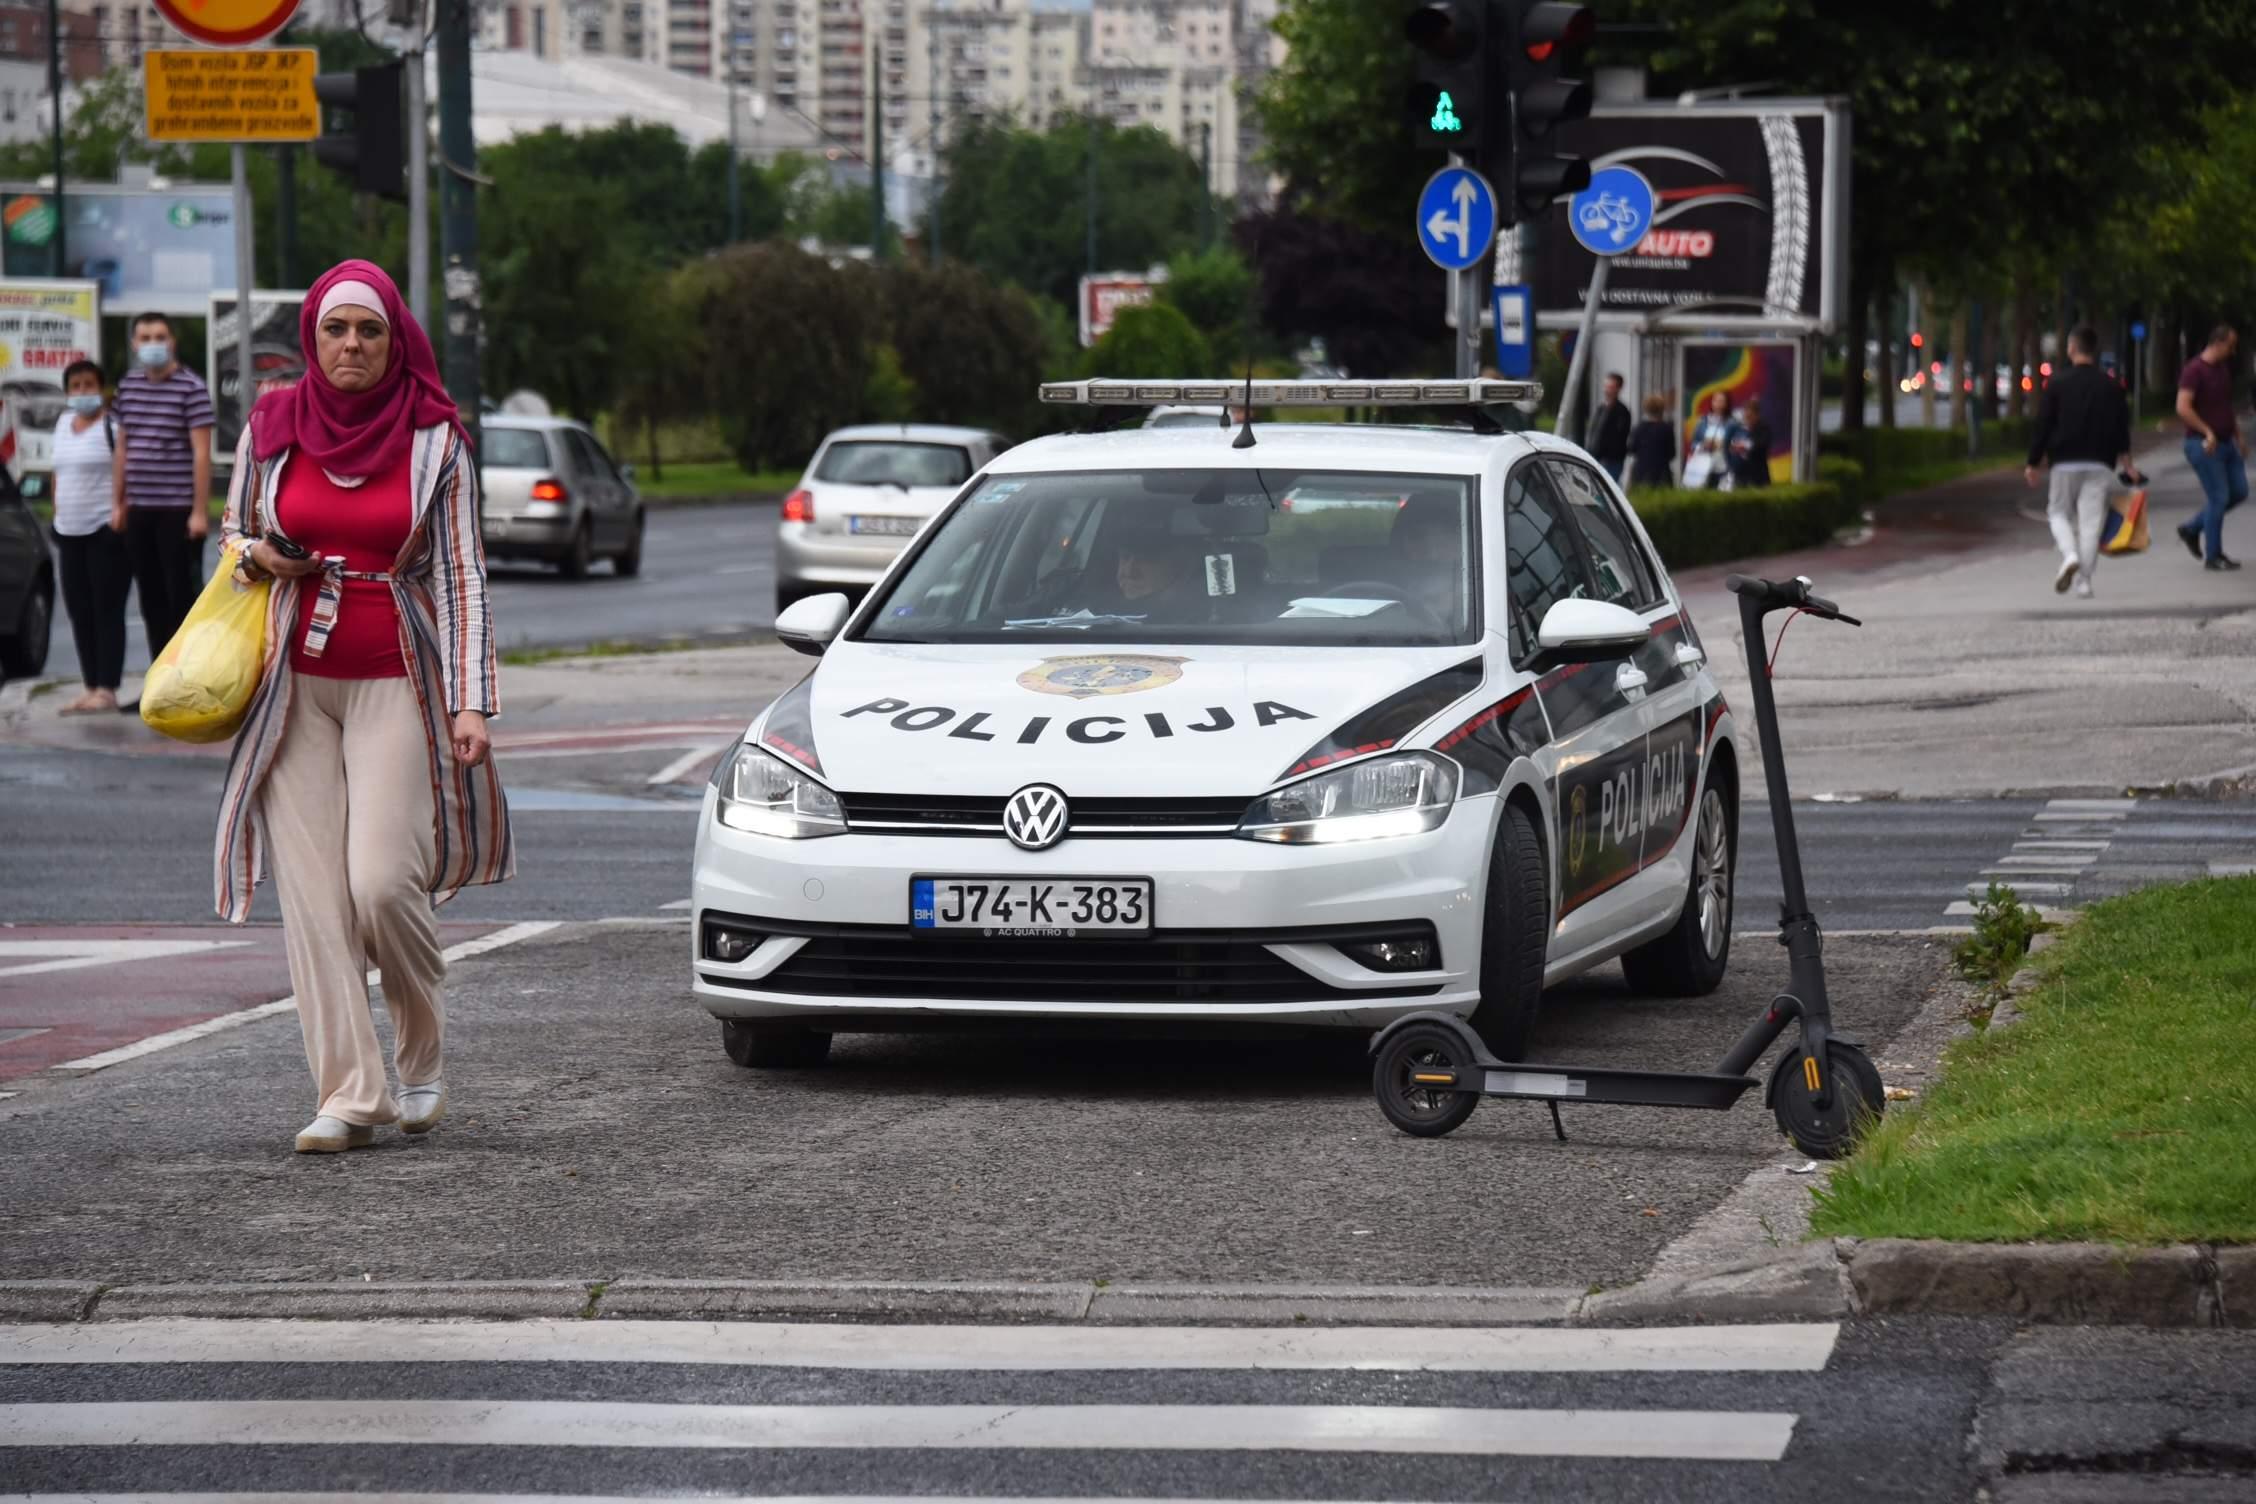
859, 468, 1479, 647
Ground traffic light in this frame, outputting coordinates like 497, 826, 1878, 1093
1405, 1, 1488, 153
312, 61, 406, 201
1499, 1, 1593, 218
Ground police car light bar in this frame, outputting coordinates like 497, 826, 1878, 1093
1037, 378, 1545, 407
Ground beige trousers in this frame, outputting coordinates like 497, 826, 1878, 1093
260, 674, 443, 1125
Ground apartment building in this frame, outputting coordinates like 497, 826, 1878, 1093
66, 0, 361, 69
0, 2, 100, 147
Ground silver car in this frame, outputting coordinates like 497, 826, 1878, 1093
774, 423, 1008, 611
480, 416, 645, 578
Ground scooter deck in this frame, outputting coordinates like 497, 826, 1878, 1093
1411, 1060, 1759, 1112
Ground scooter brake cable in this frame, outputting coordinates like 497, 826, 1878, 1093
1766, 607, 1810, 679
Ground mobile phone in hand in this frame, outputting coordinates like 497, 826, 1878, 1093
267, 532, 310, 560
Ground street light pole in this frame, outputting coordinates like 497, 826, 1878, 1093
1198, 121, 1212, 251
406, 1, 431, 326
869, 38, 885, 258
727, 64, 741, 243
437, 0, 482, 433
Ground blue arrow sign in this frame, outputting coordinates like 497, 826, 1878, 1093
1569, 165, 1657, 257
2131, 321, 2147, 342
1416, 166, 1497, 272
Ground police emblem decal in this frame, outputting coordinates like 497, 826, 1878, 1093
1016, 654, 1189, 699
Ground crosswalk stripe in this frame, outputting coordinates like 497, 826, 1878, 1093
0, 1400, 1800, 1461
0, 1319, 1841, 1373
0, 1497, 1454, 1504
2039, 798, 2139, 812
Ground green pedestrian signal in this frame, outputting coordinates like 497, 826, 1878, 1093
1430, 90, 1464, 135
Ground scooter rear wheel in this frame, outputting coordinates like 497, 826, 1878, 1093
1373, 1022, 1482, 1138
1767, 1041, 1884, 1159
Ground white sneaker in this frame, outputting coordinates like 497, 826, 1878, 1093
295, 1116, 375, 1154
399, 1081, 445, 1135
2054, 558, 2079, 593
2073, 577, 2094, 598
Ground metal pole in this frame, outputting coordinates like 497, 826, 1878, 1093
927, 13, 940, 264
2133, 326, 2143, 420
406, 11, 430, 326
1198, 122, 1212, 251
1556, 256, 1609, 442
437, 0, 481, 431
1967, 298, 1983, 458
230, 145, 256, 428
869, 39, 884, 257
275, 145, 296, 289
1084, 116, 1097, 277
45, 0, 63, 277
727, 65, 741, 243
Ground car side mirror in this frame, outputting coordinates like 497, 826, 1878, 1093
1528, 598, 1650, 672
619, 463, 636, 483
775, 592, 852, 657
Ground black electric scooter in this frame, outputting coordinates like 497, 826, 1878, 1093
1368, 573, 1885, 1157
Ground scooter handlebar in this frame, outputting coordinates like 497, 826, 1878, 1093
1725, 573, 1858, 624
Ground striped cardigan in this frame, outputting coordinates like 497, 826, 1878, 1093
212, 422, 514, 922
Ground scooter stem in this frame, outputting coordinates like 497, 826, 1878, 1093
1735, 591, 1814, 923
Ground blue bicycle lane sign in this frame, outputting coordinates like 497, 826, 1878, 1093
1416, 166, 1498, 272
1569, 165, 1657, 257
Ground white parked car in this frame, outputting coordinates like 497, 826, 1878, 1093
694, 379, 1739, 1068
774, 423, 1012, 613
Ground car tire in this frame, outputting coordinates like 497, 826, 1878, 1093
0, 571, 53, 680
1469, 800, 1549, 1059
720, 1019, 832, 1069
559, 519, 592, 579
614, 511, 644, 577
1621, 783, 1734, 997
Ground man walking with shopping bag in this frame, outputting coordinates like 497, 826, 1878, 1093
2025, 326, 2134, 598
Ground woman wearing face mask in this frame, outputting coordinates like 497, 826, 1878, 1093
216, 259, 513, 1154
49, 360, 130, 714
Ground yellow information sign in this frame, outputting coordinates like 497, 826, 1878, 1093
145, 48, 319, 143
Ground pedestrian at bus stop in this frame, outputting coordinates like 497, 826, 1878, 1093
49, 359, 130, 714
2025, 325, 2134, 597
2175, 324, 2245, 570
1627, 394, 1675, 489
110, 312, 215, 666
1583, 371, 1631, 481
213, 259, 512, 1155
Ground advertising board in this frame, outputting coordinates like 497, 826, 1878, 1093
0, 279, 102, 483
2, 186, 237, 320
1078, 271, 1163, 348
208, 289, 307, 466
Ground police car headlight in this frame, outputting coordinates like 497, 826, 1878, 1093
711, 744, 845, 839
1237, 752, 1459, 844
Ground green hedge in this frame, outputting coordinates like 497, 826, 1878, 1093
1623, 481, 1854, 568
1815, 453, 1869, 506
1819, 418, 2032, 478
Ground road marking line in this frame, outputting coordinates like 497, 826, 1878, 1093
495, 721, 744, 749
0, 938, 255, 982
646, 740, 733, 786
660, 899, 694, 911
1965, 882, 2073, 899
0, 1318, 1840, 1372
49, 923, 558, 1075
0, 1400, 1799, 1460
2032, 811, 2127, 823
1988, 855, 2097, 868
2040, 798, 2139, 811
0, 1497, 1472, 1504
2010, 840, 2112, 851
501, 739, 736, 760
2211, 862, 2256, 877
1946, 901, 2072, 920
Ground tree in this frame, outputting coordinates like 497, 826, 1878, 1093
676, 241, 880, 470
876, 258, 1052, 432
936, 116, 1212, 309
1084, 302, 1211, 379
480, 150, 644, 420
1251, 0, 1424, 233
1158, 246, 1256, 367
1236, 206, 1449, 379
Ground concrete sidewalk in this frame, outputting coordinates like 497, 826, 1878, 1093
1680, 445, 2256, 799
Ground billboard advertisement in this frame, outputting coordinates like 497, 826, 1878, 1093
1514, 102, 1848, 332
208, 290, 307, 466
2, 185, 237, 319
1079, 271, 1161, 348
0, 279, 102, 482
1680, 341, 1799, 486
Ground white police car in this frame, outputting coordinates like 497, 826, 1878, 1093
691, 379, 1739, 1067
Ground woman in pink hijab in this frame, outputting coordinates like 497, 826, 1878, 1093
214, 260, 514, 1154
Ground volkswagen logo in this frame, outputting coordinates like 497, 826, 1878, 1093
1002, 784, 1069, 851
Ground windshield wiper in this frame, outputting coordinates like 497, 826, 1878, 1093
1001, 610, 1152, 631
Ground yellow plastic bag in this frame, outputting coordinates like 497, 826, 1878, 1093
140, 546, 271, 744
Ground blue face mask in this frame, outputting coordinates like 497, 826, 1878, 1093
66, 393, 101, 416
135, 340, 170, 369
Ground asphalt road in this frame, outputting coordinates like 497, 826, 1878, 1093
2, 1309, 2249, 1501
35, 499, 784, 688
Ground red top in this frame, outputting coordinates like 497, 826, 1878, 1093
275, 452, 413, 679
2179, 356, 2239, 444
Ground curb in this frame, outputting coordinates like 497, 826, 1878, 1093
0, 1253, 2235, 1326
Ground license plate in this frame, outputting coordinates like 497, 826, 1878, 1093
849, 514, 920, 537
911, 876, 1153, 936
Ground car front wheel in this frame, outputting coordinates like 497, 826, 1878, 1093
720, 1019, 832, 1068
1469, 801, 1549, 1059
1621, 784, 1734, 996
0, 573, 52, 680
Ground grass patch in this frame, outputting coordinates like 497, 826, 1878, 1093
1811, 876, 2256, 1245
1952, 882, 2051, 998
500, 637, 732, 667
630, 460, 797, 499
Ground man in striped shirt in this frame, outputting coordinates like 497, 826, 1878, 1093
108, 311, 215, 661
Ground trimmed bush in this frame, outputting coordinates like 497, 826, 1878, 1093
1819, 419, 2031, 490
1815, 453, 1869, 506
1623, 481, 1853, 568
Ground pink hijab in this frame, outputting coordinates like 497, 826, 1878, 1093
249, 259, 463, 477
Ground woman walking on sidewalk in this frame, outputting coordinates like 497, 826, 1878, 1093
212, 259, 513, 1155
49, 360, 130, 714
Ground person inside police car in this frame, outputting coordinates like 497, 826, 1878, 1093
1097, 510, 1211, 620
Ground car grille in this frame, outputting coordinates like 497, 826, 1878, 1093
837, 792, 1249, 838
700, 916, 1442, 1004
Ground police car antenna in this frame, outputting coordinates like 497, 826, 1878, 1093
1230, 361, 1256, 449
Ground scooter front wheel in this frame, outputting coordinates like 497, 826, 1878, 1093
1767, 1041, 1884, 1159
1373, 1022, 1482, 1138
